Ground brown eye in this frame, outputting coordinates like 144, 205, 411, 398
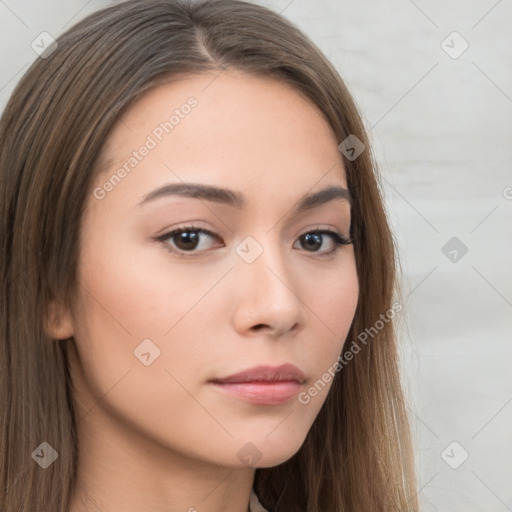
173, 230, 201, 251
294, 229, 352, 255
157, 226, 221, 254
300, 232, 324, 252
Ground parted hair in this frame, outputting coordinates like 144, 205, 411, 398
0, 1, 418, 510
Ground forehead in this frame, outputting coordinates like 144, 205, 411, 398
92, 70, 348, 210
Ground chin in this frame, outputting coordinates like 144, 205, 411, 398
228, 425, 309, 469
251, 449, 301, 468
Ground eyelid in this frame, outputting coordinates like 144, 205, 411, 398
154, 220, 216, 238
296, 224, 351, 242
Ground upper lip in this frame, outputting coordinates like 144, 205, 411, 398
210, 364, 305, 384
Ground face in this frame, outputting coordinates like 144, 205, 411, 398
55, 70, 359, 469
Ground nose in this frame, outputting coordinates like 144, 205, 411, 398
230, 237, 306, 338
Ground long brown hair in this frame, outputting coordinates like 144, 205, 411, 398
0, 1, 418, 510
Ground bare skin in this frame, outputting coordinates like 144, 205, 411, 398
46, 70, 359, 512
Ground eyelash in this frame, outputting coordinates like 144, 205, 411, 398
155, 224, 353, 258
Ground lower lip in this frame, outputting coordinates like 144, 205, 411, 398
210, 381, 301, 405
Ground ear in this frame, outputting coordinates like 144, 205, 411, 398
44, 300, 75, 340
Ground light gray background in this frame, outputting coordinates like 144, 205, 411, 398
1, 0, 511, 510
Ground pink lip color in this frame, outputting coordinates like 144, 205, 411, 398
209, 364, 305, 405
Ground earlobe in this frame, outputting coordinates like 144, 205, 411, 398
44, 300, 75, 340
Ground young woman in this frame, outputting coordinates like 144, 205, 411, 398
0, 0, 419, 510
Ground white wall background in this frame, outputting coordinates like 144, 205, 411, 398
1, 0, 511, 510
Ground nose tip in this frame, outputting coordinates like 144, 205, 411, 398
231, 243, 306, 338
249, 319, 299, 337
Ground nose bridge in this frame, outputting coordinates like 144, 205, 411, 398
235, 233, 291, 292
231, 232, 305, 334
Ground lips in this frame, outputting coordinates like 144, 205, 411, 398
210, 364, 305, 384
209, 364, 305, 405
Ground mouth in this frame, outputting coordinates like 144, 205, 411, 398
208, 364, 305, 406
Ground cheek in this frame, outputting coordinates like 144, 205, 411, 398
297, 256, 359, 401
70, 233, 231, 421
70, 247, 229, 461
304, 256, 359, 350
75, 232, 221, 340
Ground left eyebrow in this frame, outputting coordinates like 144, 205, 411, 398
138, 182, 352, 211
